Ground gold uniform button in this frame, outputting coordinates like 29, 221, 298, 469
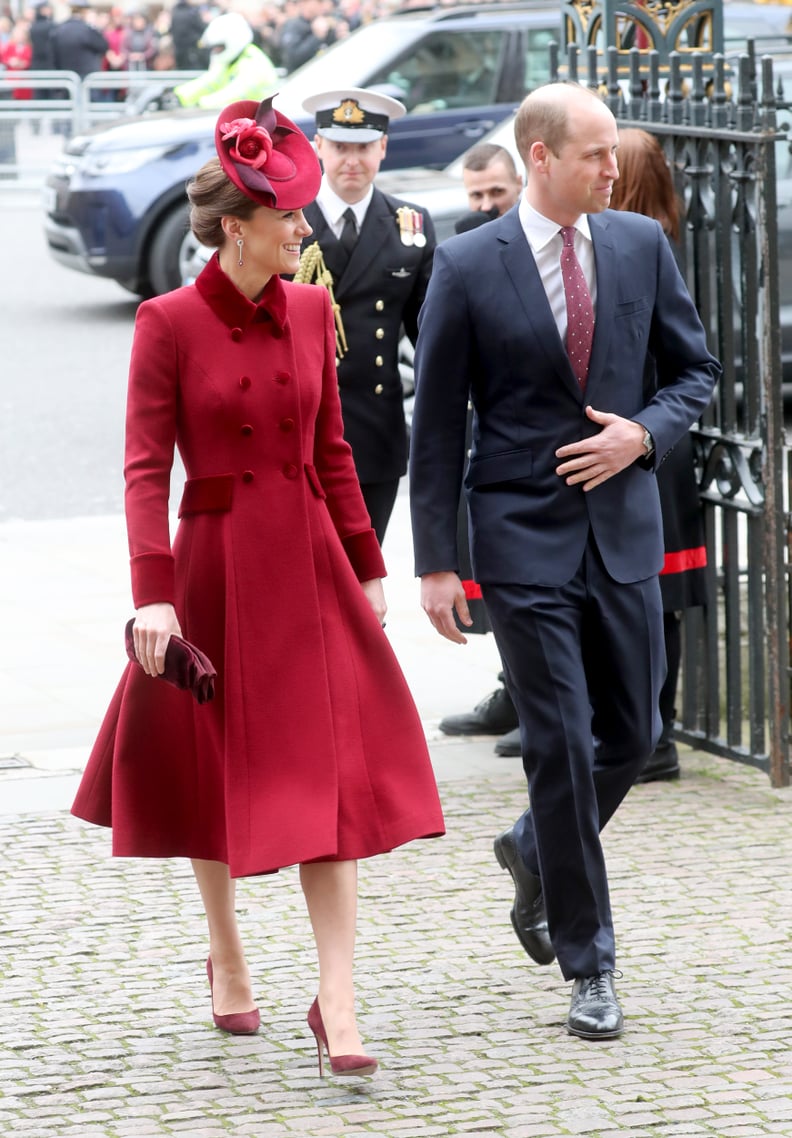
375, 300, 384, 312
375, 328, 384, 340
375, 356, 383, 367
374, 384, 384, 394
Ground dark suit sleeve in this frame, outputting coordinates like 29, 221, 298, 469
401, 209, 436, 347
409, 242, 473, 576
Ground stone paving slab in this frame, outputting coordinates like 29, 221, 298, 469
2, 749, 792, 1138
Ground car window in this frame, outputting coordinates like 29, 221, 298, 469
367, 30, 507, 112
523, 28, 557, 92
274, 22, 421, 116
445, 114, 521, 178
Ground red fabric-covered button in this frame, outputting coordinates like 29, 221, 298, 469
239, 375, 251, 390
241, 470, 254, 483
283, 463, 298, 480
279, 418, 295, 433
240, 424, 253, 436
231, 328, 243, 342
275, 371, 291, 385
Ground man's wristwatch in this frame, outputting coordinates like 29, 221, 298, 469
636, 423, 654, 456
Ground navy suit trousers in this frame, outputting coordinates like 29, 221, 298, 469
482, 537, 666, 979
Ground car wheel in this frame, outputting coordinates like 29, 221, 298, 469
147, 202, 200, 296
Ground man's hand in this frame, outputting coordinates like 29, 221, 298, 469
555, 405, 647, 491
420, 571, 472, 644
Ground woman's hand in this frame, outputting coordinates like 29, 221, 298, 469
360, 578, 387, 625
133, 603, 182, 677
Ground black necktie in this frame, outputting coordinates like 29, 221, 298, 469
339, 207, 358, 259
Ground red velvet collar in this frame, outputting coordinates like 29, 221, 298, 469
194, 251, 289, 332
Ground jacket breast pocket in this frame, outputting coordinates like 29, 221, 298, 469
465, 448, 533, 488
614, 297, 650, 318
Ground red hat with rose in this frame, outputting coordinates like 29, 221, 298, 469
214, 96, 320, 210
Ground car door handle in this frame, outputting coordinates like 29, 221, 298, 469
457, 119, 497, 138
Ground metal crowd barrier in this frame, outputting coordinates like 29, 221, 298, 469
0, 70, 200, 187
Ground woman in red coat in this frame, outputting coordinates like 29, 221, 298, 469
72, 96, 444, 1076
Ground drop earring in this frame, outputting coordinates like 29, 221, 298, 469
237, 237, 244, 267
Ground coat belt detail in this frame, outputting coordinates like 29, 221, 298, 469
178, 474, 235, 517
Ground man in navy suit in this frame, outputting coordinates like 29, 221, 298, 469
409, 83, 720, 1039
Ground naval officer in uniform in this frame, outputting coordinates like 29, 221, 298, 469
297, 87, 436, 543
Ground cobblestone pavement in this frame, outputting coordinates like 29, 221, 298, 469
2, 499, 792, 1136
2, 746, 792, 1138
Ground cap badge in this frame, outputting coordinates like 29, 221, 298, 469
333, 99, 366, 125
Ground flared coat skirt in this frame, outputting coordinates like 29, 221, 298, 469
73, 479, 445, 877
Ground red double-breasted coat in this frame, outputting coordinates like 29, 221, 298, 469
72, 254, 444, 877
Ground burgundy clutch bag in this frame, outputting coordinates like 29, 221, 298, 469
125, 618, 217, 704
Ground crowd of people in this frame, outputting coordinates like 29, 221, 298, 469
0, 0, 436, 100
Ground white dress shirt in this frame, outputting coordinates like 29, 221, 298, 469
518, 197, 597, 348
315, 177, 373, 238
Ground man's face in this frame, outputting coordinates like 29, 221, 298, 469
530, 101, 619, 225
315, 135, 387, 203
462, 159, 522, 216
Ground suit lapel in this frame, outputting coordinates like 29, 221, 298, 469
498, 213, 583, 402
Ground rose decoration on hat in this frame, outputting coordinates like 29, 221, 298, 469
219, 118, 274, 170
213, 96, 321, 210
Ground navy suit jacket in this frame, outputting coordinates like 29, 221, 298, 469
409, 205, 720, 586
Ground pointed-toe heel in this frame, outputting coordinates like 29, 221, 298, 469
307, 997, 378, 1077
206, 957, 260, 1035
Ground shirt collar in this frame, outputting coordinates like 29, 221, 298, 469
519, 198, 593, 251
317, 176, 373, 230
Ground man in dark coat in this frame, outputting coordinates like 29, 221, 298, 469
30, 2, 56, 74
51, 3, 108, 78
296, 87, 435, 543
169, 0, 208, 71
278, 0, 329, 72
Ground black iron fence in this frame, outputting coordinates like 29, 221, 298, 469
553, 42, 790, 786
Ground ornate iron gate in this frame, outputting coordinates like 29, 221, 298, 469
552, 42, 790, 785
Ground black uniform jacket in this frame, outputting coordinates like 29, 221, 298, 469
301, 189, 435, 484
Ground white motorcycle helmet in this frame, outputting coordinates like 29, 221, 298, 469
199, 11, 253, 71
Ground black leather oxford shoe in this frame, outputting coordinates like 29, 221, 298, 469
439, 686, 519, 736
494, 726, 522, 757
493, 830, 555, 965
567, 972, 624, 1040
634, 741, 680, 784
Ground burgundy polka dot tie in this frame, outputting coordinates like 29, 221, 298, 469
559, 226, 594, 391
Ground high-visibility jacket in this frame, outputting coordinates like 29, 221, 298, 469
175, 44, 277, 110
